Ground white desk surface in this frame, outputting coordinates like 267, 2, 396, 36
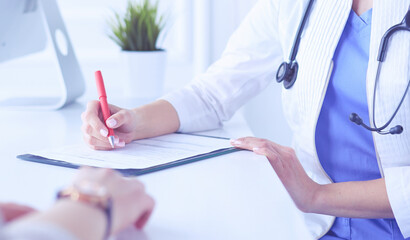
0, 101, 311, 240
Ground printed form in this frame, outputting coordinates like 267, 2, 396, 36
30, 134, 232, 169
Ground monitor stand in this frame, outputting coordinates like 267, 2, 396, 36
0, 0, 85, 110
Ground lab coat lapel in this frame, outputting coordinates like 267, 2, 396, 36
291, 0, 351, 123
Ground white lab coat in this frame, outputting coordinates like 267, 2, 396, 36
0, 212, 76, 240
163, 0, 410, 238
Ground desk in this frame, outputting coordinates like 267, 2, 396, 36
0, 101, 311, 240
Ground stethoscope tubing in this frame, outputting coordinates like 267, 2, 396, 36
371, 62, 410, 134
369, 8, 410, 134
288, 0, 316, 62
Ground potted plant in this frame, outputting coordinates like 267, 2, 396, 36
109, 0, 166, 99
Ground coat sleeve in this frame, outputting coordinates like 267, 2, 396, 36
384, 167, 410, 238
0, 221, 77, 240
162, 0, 284, 133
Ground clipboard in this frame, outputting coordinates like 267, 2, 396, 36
17, 147, 241, 177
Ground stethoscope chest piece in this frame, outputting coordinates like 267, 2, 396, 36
276, 61, 299, 89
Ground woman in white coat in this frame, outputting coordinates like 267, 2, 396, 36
82, 0, 410, 239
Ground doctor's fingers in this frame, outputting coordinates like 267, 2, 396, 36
81, 111, 133, 144
105, 109, 136, 131
82, 101, 123, 129
83, 133, 125, 150
252, 146, 286, 173
82, 119, 134, 147
81, 122, 114, 143
83, 133, 113, 150
231, 137, 278, 151
81, 106, 108, 136
231, 137, 293, 155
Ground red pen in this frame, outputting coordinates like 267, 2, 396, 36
95, 70, 115, 148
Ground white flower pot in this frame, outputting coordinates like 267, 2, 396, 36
121, 50, 167, 100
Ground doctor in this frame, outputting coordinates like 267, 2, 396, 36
82, 0, 410, 239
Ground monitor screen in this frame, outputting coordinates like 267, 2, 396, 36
0, 0, 47, 63
0, 0, 85, 109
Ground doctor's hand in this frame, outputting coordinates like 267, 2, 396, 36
231, 137, 320, 213
81, 101, 142, 150
81, 100, 180, 151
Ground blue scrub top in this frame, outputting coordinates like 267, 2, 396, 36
315, 9, 407, 240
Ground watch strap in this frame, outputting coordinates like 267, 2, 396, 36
56, 187, 112, 239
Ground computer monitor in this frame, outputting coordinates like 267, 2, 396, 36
0, 0, 85, 110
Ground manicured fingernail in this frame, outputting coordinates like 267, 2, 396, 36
114, 137, 120, 144
107, 119, 117, 128
100, 129, 108, 137
116, 141, 125, 147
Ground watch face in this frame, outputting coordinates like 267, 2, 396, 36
74, 181, 108, 198
63, 181, 111, 210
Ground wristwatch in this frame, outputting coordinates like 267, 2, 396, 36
56, 181, 113, 239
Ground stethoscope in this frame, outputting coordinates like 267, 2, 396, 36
276, 0, 410, 135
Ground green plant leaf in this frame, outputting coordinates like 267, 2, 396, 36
107, 0, 165, 51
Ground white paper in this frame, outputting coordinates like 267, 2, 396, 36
30, 134, 232, 169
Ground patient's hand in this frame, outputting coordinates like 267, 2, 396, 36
74, 167, 155, 233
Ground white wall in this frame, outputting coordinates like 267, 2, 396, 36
0, 0, 292, 145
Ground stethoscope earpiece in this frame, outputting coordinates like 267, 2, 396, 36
389, 125, 403, 135
349, 113, 363, 125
